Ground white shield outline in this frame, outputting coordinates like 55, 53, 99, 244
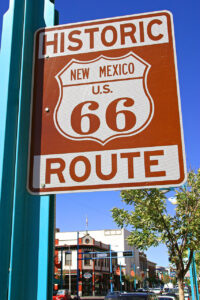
54, 52, 154, 145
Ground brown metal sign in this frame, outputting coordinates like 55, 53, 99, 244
28, 11, 186, 194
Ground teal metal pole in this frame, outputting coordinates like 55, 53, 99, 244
134, 264, 136, 291
77, 231, 79, 297
60, 248, 63, 289
0, 1, 26, 298
189, 251, 199, 300
192, 254, 199, 300
0, 0, 58, 300
110, 245, 113, 292
189, 251, 195, 300
120, 263, 122, 292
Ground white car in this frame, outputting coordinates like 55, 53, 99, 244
166, 287, 191, 300
149, 288, 163, 295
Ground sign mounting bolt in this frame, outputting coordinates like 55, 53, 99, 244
41, 184, 45, 188
45, 107, 50, 112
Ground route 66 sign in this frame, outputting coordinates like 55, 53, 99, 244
54, 52, 154, 144
28, 11, 186, 194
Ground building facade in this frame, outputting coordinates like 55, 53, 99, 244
147, 260, 156, 279
55, 232, 118, 296
156, 266, 169, 280
56, 228, 140, 274
55, 228, 156, 295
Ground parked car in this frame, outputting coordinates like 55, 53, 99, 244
149, 288, 163, 295
162, 293, 178, 300
164, 287, 191, 300
171, 288, 179, 296
105, 291, 159, 300
53, 289, 71, 300
163, 289, 174, 294
136, 289, 149, 293
107, 291, 122, 295
158, 296, 177, 300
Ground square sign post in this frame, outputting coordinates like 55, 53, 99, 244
28, 11, 186, 194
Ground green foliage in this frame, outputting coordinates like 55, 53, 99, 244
194, 251, 200, 278
125, 274, 134, 283
112, 188, 170, 250
171, 277, 177, 286
162, 274, 170, 284
147, 276, 163, 286
112, 170, 200, 278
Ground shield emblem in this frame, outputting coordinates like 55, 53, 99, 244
54, 52, 154, 145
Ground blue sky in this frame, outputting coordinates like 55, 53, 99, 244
0, 0, 200, 267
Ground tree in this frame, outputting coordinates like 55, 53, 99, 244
162, 274, 170, 285
112, 170, 200, 300
147, 276, 163, 288
194, 251, 200, 279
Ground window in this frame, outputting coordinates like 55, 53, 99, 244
65, 252, 72, 266
84, 252, 91, 266
106, 259, 108, 267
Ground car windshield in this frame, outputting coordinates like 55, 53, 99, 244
121, 296, 147, 300
57, 290, 65, 295
158, 298, 173, 300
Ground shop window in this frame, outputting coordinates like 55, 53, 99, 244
65, 252, 72, 266
84, 252, 91, 266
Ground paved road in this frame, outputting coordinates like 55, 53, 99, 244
81, 298, 104, 300
71, 296, 104, 300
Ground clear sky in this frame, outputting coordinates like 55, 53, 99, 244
0, 0, 200, 267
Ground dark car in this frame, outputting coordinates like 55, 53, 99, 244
105, 292, 158, 300
162, 293, 179, 300
158, 297, 177, 300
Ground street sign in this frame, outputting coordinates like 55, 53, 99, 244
83, 272, 92, 279
96, 253, 108, 258
28, 10, 186, 194
123, 251, 134, 257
